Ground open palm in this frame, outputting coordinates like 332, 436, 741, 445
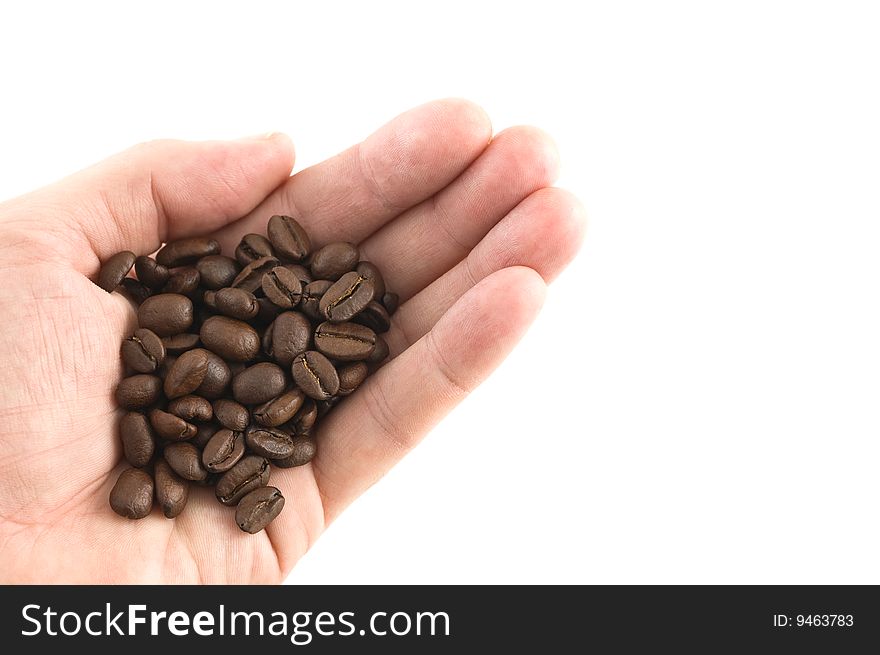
0, 100, 585, 583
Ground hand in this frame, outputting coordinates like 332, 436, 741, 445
0, 100, 585, 583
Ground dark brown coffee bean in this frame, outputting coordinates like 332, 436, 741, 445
119, 277, 153, 305
291, 351, 339, 400
246, 426, 296, 460
195, 350, 232, 399
120, 411, 155, 467
202, 428, 246, 473
210, 287, 259, 320
154, 458, 189, 518
253, 388, 305, 427
167, 395, 213, 423
192, 422, 219, 448
156, 237, 220, 267
353, 300, 391, 334
135, 256, 170, 289
235, 486, 284, 533
121, 328, 166, 373
231, 255, 280, 294
356, 261, 386, 298
319, 271, 375, 322
200, 315, 260, 362
267, 214, 310, 262
367, 335, 389, 365
310, 242, 359, 280
300, 280, 333, 321
138, 293, 194, 337
235, 233, 275, 266
232, 362, 287, 405
162, 267, 200, 297
212, 399, 250, 431
161, 332, 200, 354
196, 255, 241, 290
291, 399, 318, 434
263, 312, 311, 366
381, 291, 399, 315
338, 361, 369, 396
97, 250, 136, 292
164, 442, 208, 481
163, 348, 209, 399
273, 436, 317, 468
261, 266, 302, 308
109, 468, 154, 519
149, 408, 197, 441
283, 264, 313, 287
115, 374, 162, 409
314, 321, 376, 361
215, 455, 270, 506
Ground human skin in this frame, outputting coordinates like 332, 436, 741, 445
0, 99, 586, 583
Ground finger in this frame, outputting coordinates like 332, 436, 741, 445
359, 126, 560, 299
7, 135, 295, 269
311, 266, 547, 522
386, 187, 587, 357
211, 98, 492, 253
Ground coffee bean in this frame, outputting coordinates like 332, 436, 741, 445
291, 399, 318, 434
319, 271, 375, 322
195, 350, 232, 399
338, 361, 369, 396
215, 455, 270, 506
162, 267, 200, 297
356, 261, 386, 299
301, 280, 333, 321
121, 328, 166, 373
192, 422, 219, 449
164, 442, 208, 481
262, 266, 302, 308
235, 233, 275, 266
116, 374, 162, 409
202, 428, 246, 473
138, 293, 193, 337
161, 332, 200, 354
210, 287, 259, 320
134, 256, 170, 289
97, 250, 136, 292
154, 458, 189, 518
212, 399, 250, 431
310, 242, 359, 280
232, 362, 287, 404
231, 255, 280, 294
283, 264, 313, 287
199, 315, 260, 362
246, 427, 296, 460
291, 351, 339, 400
235, 486, 284, 533
119, 278, 153, 305
119, 411, 155, 467
167, 395, 213, 423
314, 321, 376, 361
353, 300, 391, 334
253, 388, 305, 427
163, 348, 209, 399
156, 237, 220, 267
149, 408, 197, 441
367, 335, 389, 364
267, 215, 310, 262
317, 396, 340, 418
196, 255, 241, 290
381, 291, 399, 315
263, 311, 311, 366
273, 436, 317, 468
109, 468, 154, 519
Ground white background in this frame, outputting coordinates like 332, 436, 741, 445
2, 1, 879, 583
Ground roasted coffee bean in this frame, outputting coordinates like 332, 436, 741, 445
255, 296, 283, 324
338, 361, 369, 396
164, 442, 208, 481
167, 395, 213, 423
163, 348, 209, 398
367, 335, 389, 364
116, 374, 162, 409
161, 332, 200, 354
314, 321, 376, 361
319, 271, 375, 322
192, 422, 220, 448
200, 315, 260, 362
317, 396, 340, 417
215, 455, 270, 506
253, 388, 305, 427
109, 468, 154, 519
119, 278, 153, 305
195, 350, 232, 399
138, 293, 193, 336
291, 351, 339, 400
246, 427, 296, 460
210, 287, 259, 320
135, 255, 170, 289
353, 300, 391, 334
231, 255, 280, 294
262, 266, 302, 308
149, 408, 197, 441
202, 429, 246, 473
162, 267, 200, 297
119, 411, 155, 467
291, 399, 318, 434
309, 242, 358, 280
156, 237, 220, 267
121, 328, 165, 373
232, 362, 287, 405
154, 458, 188, 518
283, 264, 312, 287
196, 255, 241, 290
300, 280, 332, 321
212, 399, 249, 431
273, 436, 317, 468
356, 261, 386, 299
267, 214, 310, 262
97, 250, 136, 292
235, 486, 284, 533
381, 291, 399, 315
235, 233, 275, 266
263, 311, 311, 366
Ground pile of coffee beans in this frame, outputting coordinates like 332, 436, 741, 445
98, 215, 397, 533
